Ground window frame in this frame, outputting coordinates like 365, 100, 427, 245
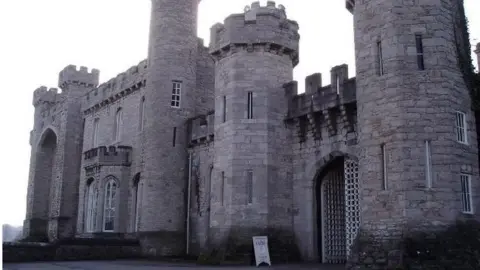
85, 179, 98, 233
92, 118, 99, 148
455, 111, 468, 144
171, 81, 182, 108
102, 177, 118, 232
247, 92, 254, 119
114, 108, 123, 142
460, 174, 473, 214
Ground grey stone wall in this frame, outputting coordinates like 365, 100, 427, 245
77, 72, 146, 235
351, 0, 479, 266
188, 142, 214, 255
25, 66, 99, 241
209, 1, 299, 255
140, 0, 200, 256
283, 65, 358, 261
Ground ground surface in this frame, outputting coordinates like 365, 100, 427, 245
3, 260, 344, 270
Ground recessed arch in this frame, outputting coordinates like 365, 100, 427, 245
310, 151, 360, 264
29, 127, 58, 240
102, 176, 119, 232
84, 177, 98, 233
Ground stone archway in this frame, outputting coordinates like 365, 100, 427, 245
313, 152, 360, 264
30, 128, 58, 240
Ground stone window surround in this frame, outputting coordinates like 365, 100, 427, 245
113, 107, 123, 142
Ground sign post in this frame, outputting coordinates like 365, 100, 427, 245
252, 236, 271, 267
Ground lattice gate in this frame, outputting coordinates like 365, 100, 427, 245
321, 158, 360, 264
344, 159, 360, 257
321, 168, 346, 264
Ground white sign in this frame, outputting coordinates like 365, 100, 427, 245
252, 236, 271, 267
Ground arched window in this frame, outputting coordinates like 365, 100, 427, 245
139, 97, 145, 131
114, 108, 123, 141
85, 178, 98, 233
103, 177, 118, 232
132, 173, 142, 231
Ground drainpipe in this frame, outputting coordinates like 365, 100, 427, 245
186, 151, 192, 255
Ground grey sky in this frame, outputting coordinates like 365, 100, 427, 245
0, 0, 478, 226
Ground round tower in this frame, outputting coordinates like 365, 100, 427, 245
141, 0, 200, 256
209, 0, 299, 250
348, 0, 479, 265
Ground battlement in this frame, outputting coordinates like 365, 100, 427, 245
83, 145, 132, 168
83, 59, 147, 114
209, 1, 299, 65
58, 65, 100, 90
244, 1, 286, 21
284, 64, 356, 119
33, 86, 60, 106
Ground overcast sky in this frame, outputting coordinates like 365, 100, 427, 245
0, 1, 478, 227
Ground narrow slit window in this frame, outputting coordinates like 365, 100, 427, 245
246, 170, 253, 204
377, 41, 384, 76
460, 174, 473, 214
381, 144, 387, 190
139, 96, 145, 131
221, 172, 225, 206
455, 111, 468, 144
415, 34, 425, 70
171, 81, 181, 108
92, 118, 99, 147
222, 95, 227, 123
172, 127, 177, 147
247, 91, 253, 119
425, 140, 433, 188
336, 75, 340, 95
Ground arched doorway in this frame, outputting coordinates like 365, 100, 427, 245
315, 154, 359, 264
31, 128, 57, 240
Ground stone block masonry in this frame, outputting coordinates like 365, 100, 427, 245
20, 0, 480, 267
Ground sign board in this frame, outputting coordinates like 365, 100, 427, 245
252, 236, 271, 266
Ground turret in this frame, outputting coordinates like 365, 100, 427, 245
58, 65, 99, 95
209, 1, 300, 256
141, 0, 201, 256
347, 0, 479, 267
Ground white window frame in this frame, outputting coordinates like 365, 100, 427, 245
455, 111, 468, 144
114, 108, 123, 142
92, 118, 99, 148
85, 181, 97, 233
171, 81, 181, 108
460, 174, 473, 214
103, 178, 117, 232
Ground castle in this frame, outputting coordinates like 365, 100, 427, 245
24, 0, 480, 266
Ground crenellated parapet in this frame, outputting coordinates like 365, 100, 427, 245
209, 1, 299, 66
33, 86, 61, 107
83, 145, 132, 168
188, 111, 215, 147
58, 65, 99, 90
83, 59, 148, 115
284, 64, 357, 142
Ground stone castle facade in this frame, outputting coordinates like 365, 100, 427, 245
24, 0, 480, 265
